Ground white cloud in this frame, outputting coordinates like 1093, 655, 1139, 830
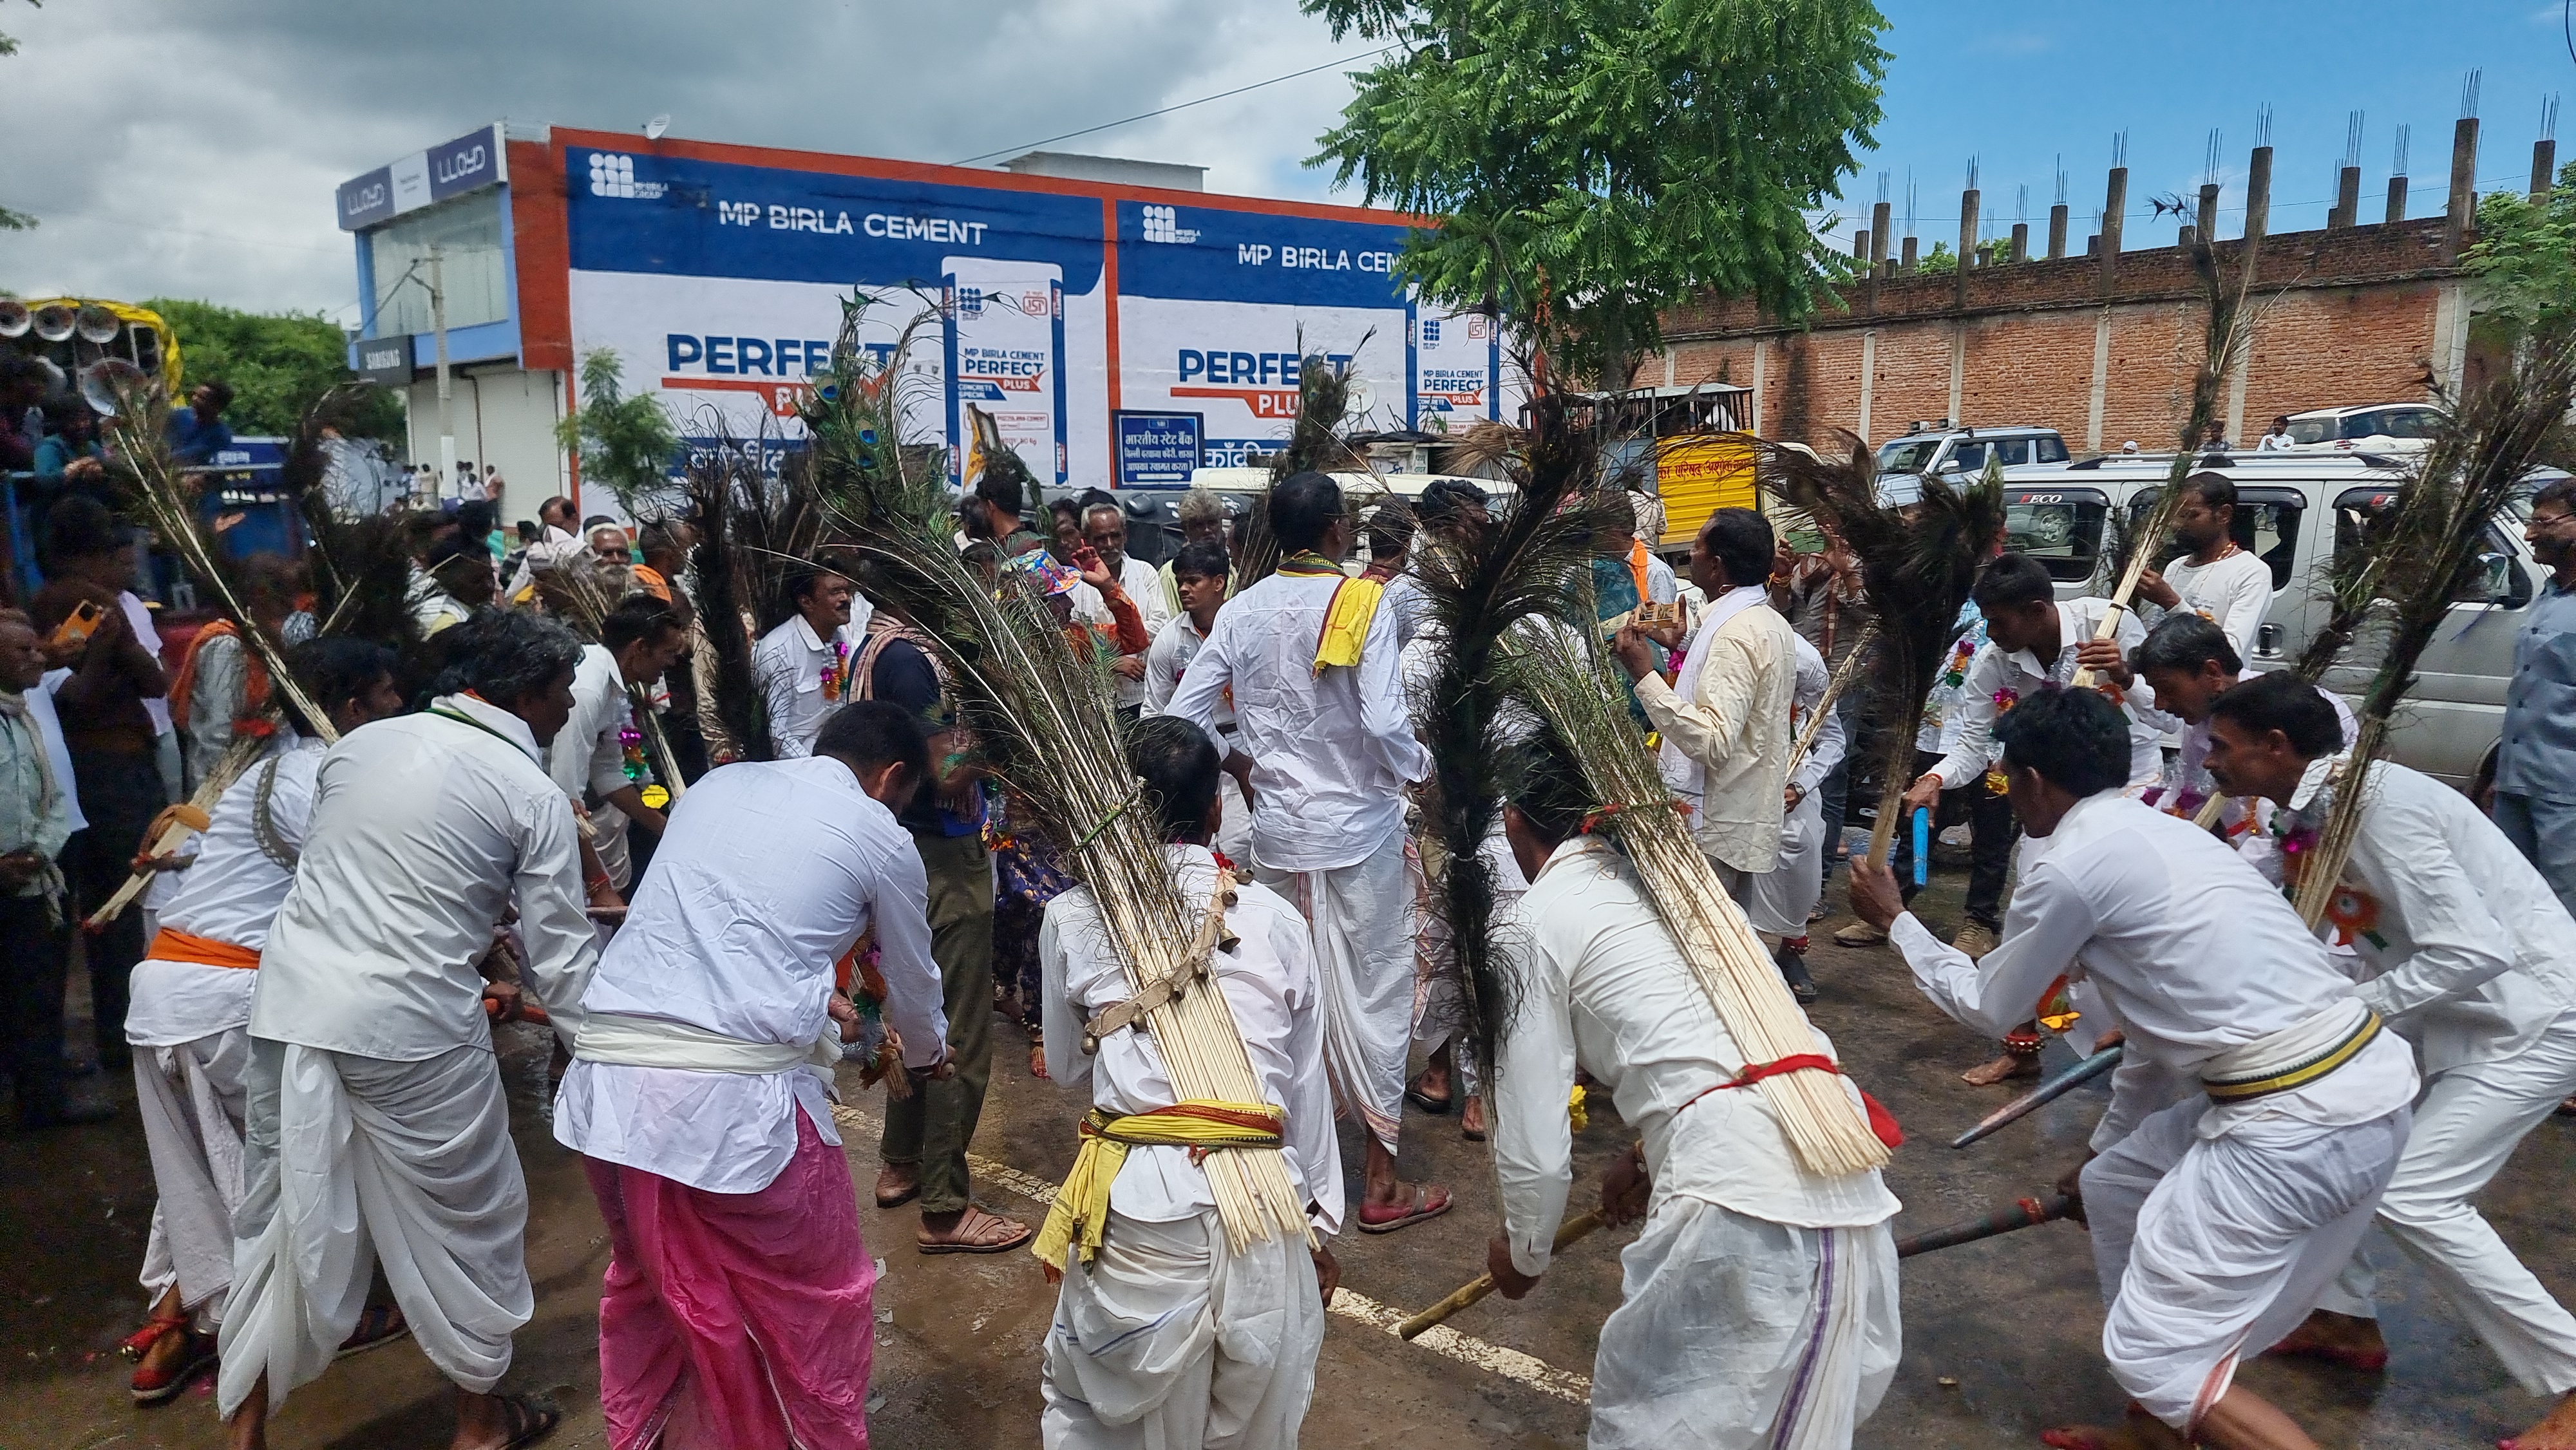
0, 0, 1362, 318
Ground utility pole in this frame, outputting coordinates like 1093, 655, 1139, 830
430, 243, 455, 507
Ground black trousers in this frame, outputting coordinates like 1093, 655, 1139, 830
0, 891, 71, 1123
1885, 748, 2016, 928
64, 747, 167, 1065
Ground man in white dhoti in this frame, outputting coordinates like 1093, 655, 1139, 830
1613, 507, 1796, 904
118, 639, 404, 1405
2203, 673, 2576, 1450
220, 611, 600, 1450
555, 699, 951, 1450
1748, 634, 1846, 1004
1167, 471, 1445, 1232
1035, 716, 1340, 1449
1485, 726, 1901, 1450
1848, 686, 2417, 1450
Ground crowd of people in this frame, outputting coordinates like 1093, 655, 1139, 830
2, 446, 2575, 1450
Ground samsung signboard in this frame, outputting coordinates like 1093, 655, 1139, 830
337, 123, 508, 231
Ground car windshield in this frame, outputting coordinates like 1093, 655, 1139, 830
2338, 411, 2390, 440
2286, 417, 2336, 445
1877, 438, 1942, 473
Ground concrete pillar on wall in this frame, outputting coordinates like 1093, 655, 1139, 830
2535, 138, 2559, 200
2177, 225, 2197, 253
2197, 183, 2220, 241
1957, 189, 1980, 308
2226, 331, 2253, 446
1853, 229, 1870, 259
1750, 339, 1766, 437
2010, 221, 2029, 263
1900, 236, 1918, 274
2385, 174, 2409, 224
2445, 117, 2480, 263
2432, 280, 2470, 395
2047, 203, 2069, 259
1869, 201, 1891, 310
2331, 165, 2360, 230
1858, 330, 1877, 440
1663, 348, 1677, 387
2245, 146, 2273, 245
1946, 324, 1966, 428
2099, 167, 2127, 292
2086, 306, 2113, 453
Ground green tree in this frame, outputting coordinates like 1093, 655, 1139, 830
1303, 0, 1888, 388
554, 348, 680, 517
1914, 240, 1957, 276
3, 1, 42, 231
2462, 162, 2576, 338
144, 298, 406, 439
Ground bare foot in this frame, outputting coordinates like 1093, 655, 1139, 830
874, 1163, 921, 1209
2264, 1308, 2389, 1371
1459, 1093, 1488, 1142
919, 1203, 1033, 1254
2039, 1405, 2182, 1450
1028, 1042, 1049, 1079
451, 1389, 558, 1450
1962, 1050, 2042, 1086
2505, 1389, 2576, 1449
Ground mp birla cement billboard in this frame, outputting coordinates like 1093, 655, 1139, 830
558, 139, 1515, 488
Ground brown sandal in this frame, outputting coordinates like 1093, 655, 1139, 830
918, 1204, 1034, 1255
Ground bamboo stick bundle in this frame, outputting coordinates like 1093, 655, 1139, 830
2283, 334, 2576, 927
803, 294, 1309, 1252
1507, 626, 1889, 1178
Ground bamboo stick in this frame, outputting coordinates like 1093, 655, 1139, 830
1397, 1210, 1604, 1340
84, 722, 276, 929
1786, 623, 1875, 782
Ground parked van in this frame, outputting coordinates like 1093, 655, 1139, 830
1998, 451, 2552, 788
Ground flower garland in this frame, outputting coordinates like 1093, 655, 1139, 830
2266, 767, 2389, 949
821, 637, 851, 703
618, 721, 647, 783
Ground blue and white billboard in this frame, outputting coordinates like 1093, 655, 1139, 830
559, 144, 1517, 489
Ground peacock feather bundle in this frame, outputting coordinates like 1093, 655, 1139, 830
1763, 436, 2005, 866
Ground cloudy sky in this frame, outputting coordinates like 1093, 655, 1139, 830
4, 0, 2568, 321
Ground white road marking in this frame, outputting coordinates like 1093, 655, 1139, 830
829, 1102, 1594, 1406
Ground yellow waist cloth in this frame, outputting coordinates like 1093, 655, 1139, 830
1032, 1100, 1284, 1269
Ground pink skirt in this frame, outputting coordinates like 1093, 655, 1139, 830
587, 1107, 876, 1450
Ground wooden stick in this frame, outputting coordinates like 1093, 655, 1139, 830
84, 724, 275, 930
1895, 1192, 2076, 1258
1785, 623, 1875, 782
1397, 1210, 1605, 1341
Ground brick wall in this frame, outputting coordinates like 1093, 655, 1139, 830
1651, 217, 2463, 452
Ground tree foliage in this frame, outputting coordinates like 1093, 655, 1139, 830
554, 348, 681, 518
2, 1, 41, 231
2463, 162, 2576, 339
1303, 0, 1887, 388
144, 297, 407, 440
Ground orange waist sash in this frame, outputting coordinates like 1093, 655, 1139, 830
144, 927, 260, 970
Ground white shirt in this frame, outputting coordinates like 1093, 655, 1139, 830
1142, 612, 1232, 734
117, 590, 171, 736
252, 693, 596, 1060
1166, 570, 1430, 871
2288, 760, 2576, 1077
1788, 635, 1846, 798
2255, 430, 2294, 451
1072, 556, 1175, 709
30, 669, 85, 834
1636, 588, 1796, 873
547, 644, 640, 889
554, 757, 948, 1194
1926, 598, 2160, 792
1889, 792, 2418, 1151
755, 614, 862, 758
2152, 548, 2275, 673
126, 733, 323, 1048
1040, 845, 1342, 1235
1495, 838, 1900, 1276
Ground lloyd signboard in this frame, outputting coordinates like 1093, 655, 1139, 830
558, 142, 1516, 492
337, 123, 507, 231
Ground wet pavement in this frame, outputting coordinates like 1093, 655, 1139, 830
6, 863, 2573, 1448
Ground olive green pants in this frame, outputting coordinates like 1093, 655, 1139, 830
880, 828, 996, 1216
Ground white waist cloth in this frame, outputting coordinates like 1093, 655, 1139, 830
125, 957, 258, 1048
555, 1013, 846, 1196
2189, 997, 2414, 1142
2200, 997, 2373, 1088
1591, 1196, 1900, 1450
1039, 1206, 1324, 1450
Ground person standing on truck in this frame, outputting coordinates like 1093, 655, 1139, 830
2136, 472, 2274, 670
2496, 476, 2576, 923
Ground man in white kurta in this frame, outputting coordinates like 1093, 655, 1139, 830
122, 641, 403, 1403
1036, 718, 1340, 1449
554, 699, 949, 1450
1166, 471, 1440, 1231
1142, 541, 1252, 868
1850, 685, 2416, 1450
221, 614, 600, 1450
1072, 500, 1177, 718
1617, 507, 1797, 899
2204, 675, 2576, 1447
2136, 472, 2275, 675
545, 599, 684, 892
754, 567, 867, 758
1488, 762, 1900, 1450
1748, 635, 1847, 1002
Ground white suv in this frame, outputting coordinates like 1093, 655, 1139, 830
2277, 402, 2448, 455
1875, 424, 2071, 478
